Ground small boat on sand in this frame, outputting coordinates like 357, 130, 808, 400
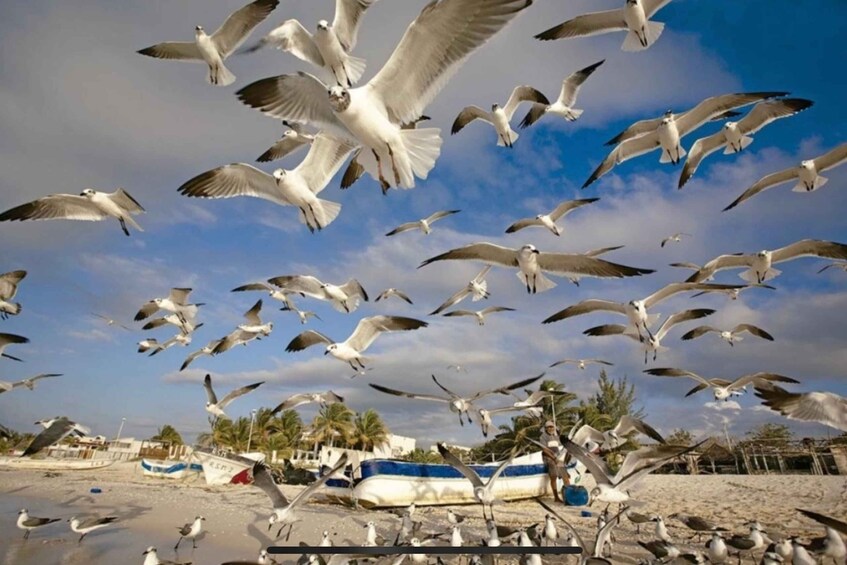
0, 457, 116, 471
141, 458, 203, 479
193, 448, 265, 485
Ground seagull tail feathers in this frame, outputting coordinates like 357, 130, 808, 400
622, 21, 664, 52
793, 176, 827, 192
401, 127, 443, 185
724, 136, 754, 154
496, 128, 519, 147
740, 268, 781, 284
344, 55, 367, 85
208, 62, 236, 87
315, 199, 342, 228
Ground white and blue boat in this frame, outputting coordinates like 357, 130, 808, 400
141, 458, 203, 479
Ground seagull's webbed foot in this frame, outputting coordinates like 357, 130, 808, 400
119, 218, 130, 236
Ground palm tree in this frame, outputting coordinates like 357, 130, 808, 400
309, 404, 354, 448
352, 409, 389, 451
150, 425, 184, 446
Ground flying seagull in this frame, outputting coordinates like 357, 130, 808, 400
536, 0, 674, 51
92, 313, 133, 331
584, 308, 715, 363
280, 305, 321, 325
684, 239, 847, 284
582, 92, 787, 188
269, 275, 368, 313
236, 0, 534, 190
505, 198, 598, 236
678, 98, 813, 188
755, 385, 847, 432
542, 282, 742, 340
478, 389, 573, 436
443, 306, 515, 326
203, 374, 264, 419
257, 122, 316, 163
565, 247, 626, 287
142, 313, 204, 337
0, 270, 26, 319
180, 338, 224, 371
137, 0, 279, 86
212, 300, 273, 355
232, 281, 300, 310
0, 332, 29, 362
520, 60, 605, 128
0, 189, 145, 236
254, 453, 349, 540
243, 0, 379, 87
645, 368, 799, 401
451, 86, 549, 147
370, 373, 543, 427
419, 242, 653, 294
286, 315, 427, 369
23, 417, 90, 457
429, 266, 492, 315
134, 288, 202, 323
69, 516, 119, 543
550, 358, 613, 370
16, 509, 61, 539
660, 233, 691, 248
178, 134, 357, 232
375, 288, 413, 304
271, 391, 344, 413
570, 415, 666, 451
0, 374, 63, 395
681, 324, 774, 346
724, 143, 847, 210
686, 281, 775, 300
386, 210, 461, 236
438, 443, 514, 520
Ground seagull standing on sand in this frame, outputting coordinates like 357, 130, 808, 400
286, 315, 428, 369
536, 0, 673, 51
0, 373, 62, 394
254, 454, 349, 540
23, 417, 90, 457
174, 516, 205, 550
0, 270, 26, 319
178, 134, 357, 232
69, 516, 119, 543
505, 198, 599, 236
724, 142, 847, 209
755, 385, 847, 432
269, 275, 368, 313
386, 210, 461, 236
143, 546, 192, 565
645, 368, 799, 402
203, 374, 264, 420
668, 513, 727, 542
420, 242, 653, 294
0, 189, 145, 236
430, 266, 492, 315
438, 443, 514, 521
17, 509, 61, 539
452, 86, 549, 147
443, 306, 515, 326
796, 509, 847, 564
520, 60, 605, 128
244, 0, 380, 87
138, 0, 279, 86
236, 0, 534, 190
681, 324, 774, 346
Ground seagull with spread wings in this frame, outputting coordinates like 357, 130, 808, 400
135, 288, 202, 323
269, 275, 368, 313
386, 210, 461, 236
660, 233, 691, 248
270, 391, 344, 414
678, 98, 814, 188
550, 358, 614, 370
582, 92, 787, 188
478, 389, 572, 437
203, 374, 264, 420
536, 498, 625, 564
536, 0, 672, 51
212, 300, 273, 355
570, 415, 666, 452
237, 0, 533, 190
681, 323, 774, 346
645, 368, 798, 402
178, 134, 357, 232
232, 281, 300, 311
0, 332, 29, 362
724, 142, 847, 210
257, 122, 316, 163
0, 270, 26, 319
505, 198, 598, 236
429, 266, 492, 315
684, 239, 847, 284
755, 385, 847, 432
438, 443, 514, 521
180, 338, 224, 372
520, 60, 605, 128
0, 189, 145, 236
0, 374, 63, 395
244, 0, 379, 87
137, 0, 279, 86
286, 315, 427, 369
420, 243, 653, 295
22, 417, 90, 457
451, 86, 549, 147
375, 288, 413, 305
443, 306, 515, 326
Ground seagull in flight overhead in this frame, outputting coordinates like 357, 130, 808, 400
724, 143, 847, 210
232, 281, 301, 310
505, 198, 598, 236
0, 270, 27, 319
536, 0, 673, 51
237, 0, 533, 190
678, 98, 814, 188
438, 443, 514, 520
0, 189, 145, 236
660, 233, 691, 248
178, 134, 357, 232
684, 239, 847, 284
212, 300, 273, 355
135, 288, 202, 323
430, 266, 492, 315
269, 275, 368, 313
180, 338, 224, 371
137, 0, 279, 86
451, 85, 549, 147
755, 385, 847, 432
375, 288, 413, 305
23, 417, 90, 457
270, 391, 344, 414
681, 323, 774, 346
0, 374, 63, 395
386, 210, 461, 236
286, 315, 427, 368
0, 332, 29, 362
520, 60, 605, 128
243, 0, 379, 87
582, 92, 787, 188
570, 415, 666, 451
584, 308, 715, 363
645, 368, 799, 401
203, 374, 264, 419
92, 313, 132, 332
443, 306, 516, 326
142, 313, 203, 337
420, 243, 653, 294
257, 122, 316, 163
550, 358, 613, 370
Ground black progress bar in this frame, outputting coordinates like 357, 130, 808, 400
268, 547, 583, 555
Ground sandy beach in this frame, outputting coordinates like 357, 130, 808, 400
1, 462, 844, 565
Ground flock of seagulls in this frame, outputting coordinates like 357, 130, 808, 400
1, 0, 845, 562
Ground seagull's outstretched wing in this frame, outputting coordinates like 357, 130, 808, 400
253, 461, 291, 507
333, 0, 379, 52
771, 239, 847, 264
536, 252, 653, 278
542, 300, 627, 324
203, 374, 219, 404
675, 92, 789, 137
211, 0, 280, 57
796, 509, 847, 535
369, 0, 533, 126
724, 167, 801, 211
502, 86, 549, 120
256, 20, 324, 67
679, 132, 731, 188
419, 243, 518, 269
258, 132, 313, 163
138, 42, 203, 61
269, 275, 326, 299
346, 316, 427, 352
288, 453, 350, 507
614, 415, 666, 444
452, 106, 492, 134
0, 195, 104, 223
242, 300, 264, 325
437, 443, 484, 488
549, 198, 599, 221
177, 163, 287, 205
368, 383, 448, 403
294, 134, 358, 193
286, 330, 335, 352
535, 8, 627, 41
582, 133, 660, 188
218, 381, 265, 408
756, 386, 847, 432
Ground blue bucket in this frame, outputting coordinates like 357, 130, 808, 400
563, 485, 589, 506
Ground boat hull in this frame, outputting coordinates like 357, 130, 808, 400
141, 458, 203, 479
0, 457, 115, 471
193, 449, 263, 485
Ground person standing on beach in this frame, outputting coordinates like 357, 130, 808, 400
539, 420, 566, 503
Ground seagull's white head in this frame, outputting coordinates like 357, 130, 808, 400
283, 130, 296, 138
328, 86, 351, 113
317, 20, 330, 31
143, 547, 156, 556
273, 168, 286, 181
325, 343, 338, 355
195, 25, 204, 33
521, 244, 540, 255
491, 103, 500, 112
18, 508, 27, 515
80, 188, 96, 198
267, 513, 278, 530
800, 160, 813, 169
205, 401, 213, 409
661, 117, 672, 126
723, 122, 737, 129
663, 109, 673, 117
757, 250, 770, 259
627, 0, 639, 4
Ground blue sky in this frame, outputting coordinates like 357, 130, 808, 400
0, 0, 845, 447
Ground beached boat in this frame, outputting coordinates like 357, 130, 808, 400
324, 451, 575, 508
193, 448, 265, 485
141, 458, 203, 479
0, 457, 116, 471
